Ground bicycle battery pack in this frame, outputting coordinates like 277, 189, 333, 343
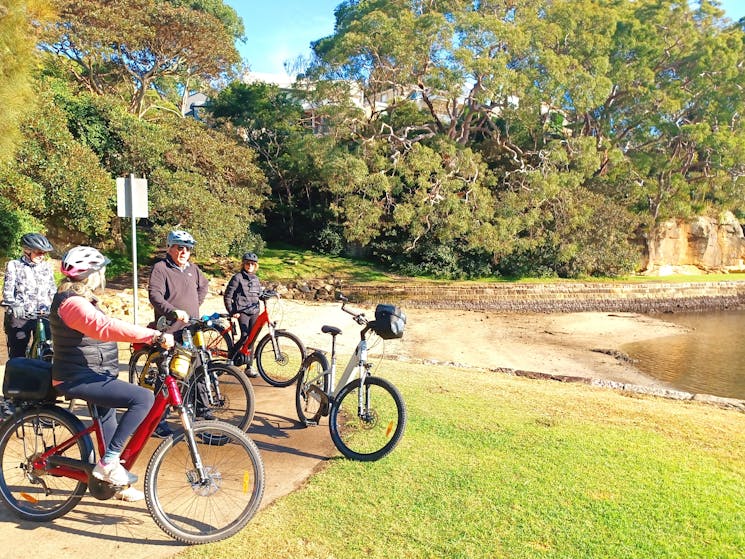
372, 304, 407, 339
3, 357, 57, 401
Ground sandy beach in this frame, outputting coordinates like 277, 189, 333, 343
253, 298, 686, 390
0, 291, 686, 392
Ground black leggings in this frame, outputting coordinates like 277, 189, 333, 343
56, 372, 154, 455
3, 315, 34, 359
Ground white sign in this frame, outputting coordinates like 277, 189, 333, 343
116, 176, 149, 218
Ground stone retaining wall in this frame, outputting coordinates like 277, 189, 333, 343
340, 281, 745, 313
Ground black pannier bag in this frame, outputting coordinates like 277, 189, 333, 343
371, 304, 406, 339
2, 357, 57, 401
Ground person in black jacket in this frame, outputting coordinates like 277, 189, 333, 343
223, 252, 262, 377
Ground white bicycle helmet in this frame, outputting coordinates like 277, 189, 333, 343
167, 230, 196, 248
60, 246, 111, 279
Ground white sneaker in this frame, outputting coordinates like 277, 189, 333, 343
114, 486, 144, 502
92, 460, 138, 486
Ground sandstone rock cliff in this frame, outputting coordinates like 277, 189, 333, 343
643, 211, 745, 275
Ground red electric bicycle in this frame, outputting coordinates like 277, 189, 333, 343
202, 290, 306, 387
0, 349, 265, 544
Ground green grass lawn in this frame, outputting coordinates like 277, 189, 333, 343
177, 362, 745, 559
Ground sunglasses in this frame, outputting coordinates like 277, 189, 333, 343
173, 245, 192, 252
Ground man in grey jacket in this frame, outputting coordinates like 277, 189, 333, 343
148, 230, 211, 436
148, 230, 209, 333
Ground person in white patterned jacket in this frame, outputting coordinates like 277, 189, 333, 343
2, 233, 57, 359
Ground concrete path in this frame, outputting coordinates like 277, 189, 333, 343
0, 374, 334, 559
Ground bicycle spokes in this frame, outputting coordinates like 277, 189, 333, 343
329, 377, 407, 461
145, 421, 264, 544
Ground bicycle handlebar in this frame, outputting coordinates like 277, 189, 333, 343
339, 294, 368, 326
1, 302, 49, 320
23, 311, 50, 320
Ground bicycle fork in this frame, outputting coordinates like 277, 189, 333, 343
162, 376, 211, 486
196, 352, 223, 408
267, 322, 283, 361
356, 342, 371, 418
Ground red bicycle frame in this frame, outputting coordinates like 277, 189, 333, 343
32, 374, 184, 482
206, 305, 270, 361
232, 307, 270, 360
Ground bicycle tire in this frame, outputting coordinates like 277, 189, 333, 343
202, 325, 233, 362
183, 363, 255, 431
128, 347, 159, 389
329, 376, 407, 462
144, 420, 265, 544
295, 352, 331, 425
255, 330, 305, 387
0, 406, 93, 521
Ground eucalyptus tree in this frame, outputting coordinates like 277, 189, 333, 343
303, 0, 745, 276
43, 0, 241, 117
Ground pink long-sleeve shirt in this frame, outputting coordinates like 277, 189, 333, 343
57, 296, 160, 344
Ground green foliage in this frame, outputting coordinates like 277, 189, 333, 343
292, 0, 745, 278
5, 0, 745, 278
207, 80, 318, 242
0, 1, 54, 163
1, 80, 114, 238
146, 119, 268, 256
0, 196, 45, 258
312, 226, 345, 256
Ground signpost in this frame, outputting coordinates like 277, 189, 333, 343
116, 175, 148, 324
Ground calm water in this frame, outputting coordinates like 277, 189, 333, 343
621, 310, 745, 400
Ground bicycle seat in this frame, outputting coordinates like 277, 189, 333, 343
321, 325, 342, 336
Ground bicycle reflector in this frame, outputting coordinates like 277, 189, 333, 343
169, 347, 193, 379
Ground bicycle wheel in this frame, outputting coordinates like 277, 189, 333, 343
202, 325, 233, 361
183, 363, 255, 431
295, 352, 330, 425
329, 376, 407, 462
144, 420, 265, 544
128, 348, 159, 389
255, 330, 305, 387
0, 406, 93, 521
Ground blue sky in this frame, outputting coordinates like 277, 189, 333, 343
225, 0, 339, 76
225, 0, 745, 77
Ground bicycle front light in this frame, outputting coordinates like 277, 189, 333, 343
169, 347, 193, 379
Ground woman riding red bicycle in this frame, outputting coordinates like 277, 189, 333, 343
50, 246, 174, 501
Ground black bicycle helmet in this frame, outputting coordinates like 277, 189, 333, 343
21, 233, 53, 252
242, 252, 259, 262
